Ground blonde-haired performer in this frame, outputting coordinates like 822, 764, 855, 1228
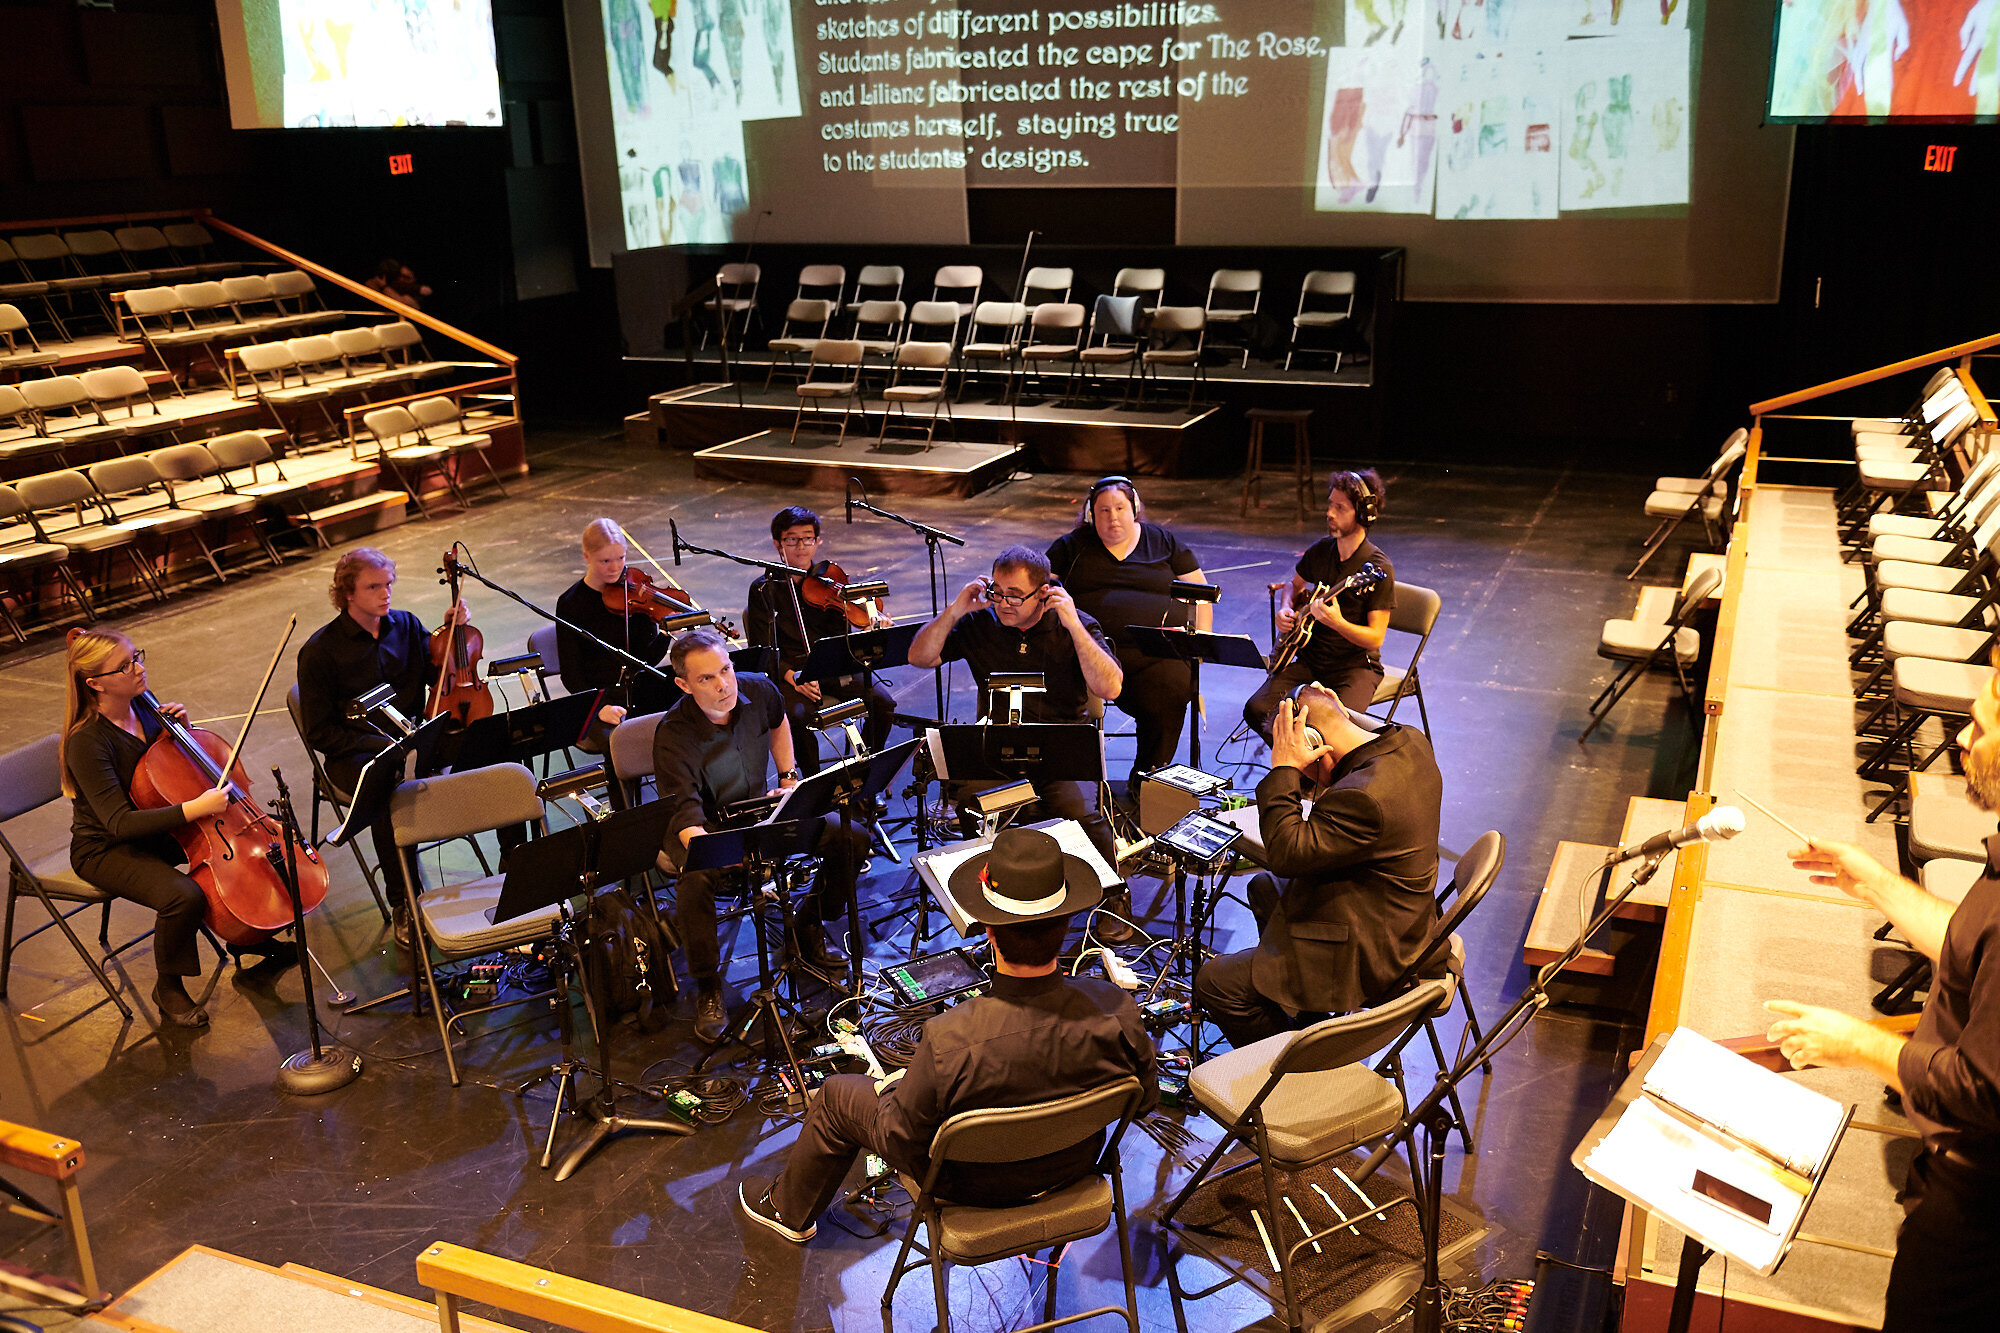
60, 629, 229, 1027
295, 546, 465, 942
554, 518, 670, 731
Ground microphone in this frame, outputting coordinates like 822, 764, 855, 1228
670, 518, 682, 566
845, 475, 866, 524
1607, 807, 1744, 865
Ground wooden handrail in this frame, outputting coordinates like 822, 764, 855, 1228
341, 374, 518, 422
1958, 366, 1997, 428
416, 1242, 760, 1333
1750, 330, 2000, 415
202, 217, 518, 367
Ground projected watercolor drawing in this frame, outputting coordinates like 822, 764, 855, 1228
1349, 0, 1415, 48
1315, 49, 1440, 214
1769, 1, 2000, 119
1569, 0, 1685, 37
1559, 29, 1687, 209
276, 0, 500, 126
1436, 50, 1559, 218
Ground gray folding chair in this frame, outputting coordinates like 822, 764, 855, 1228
1580, 566, 1722, 742
1368, 583, 1441, 731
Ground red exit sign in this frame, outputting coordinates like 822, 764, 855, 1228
388, 153, 414, 176
1924, 144, 1957, 172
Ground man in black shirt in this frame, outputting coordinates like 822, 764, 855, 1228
652, 626, 866, 1042
745, 506, 896, 777
1244, 469, 1398, 739
1769, 664, 2000, 1331
909, 544, 1124, 868
738, 826, 1158, 1242
553, 518, 670, 734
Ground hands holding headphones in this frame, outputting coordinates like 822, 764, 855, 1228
1270, 697, 1335, 774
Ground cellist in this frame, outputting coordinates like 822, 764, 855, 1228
60, 628, 231, 1028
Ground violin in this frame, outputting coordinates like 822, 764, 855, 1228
602, 566, 741, 639
428, 550, 493, 726
800, 561, 889, 630
130, 689, 330, 948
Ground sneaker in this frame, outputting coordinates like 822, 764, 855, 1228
694, 988, 728, 1044
1094, 888, 1136, 945
739, 1177, 815, 1242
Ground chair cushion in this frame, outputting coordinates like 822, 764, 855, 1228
1894, 658, 1994, 714
768, 338, 819, 353
1854, 443, 1921, 464
1870, 534, 1959, 566
1909, 772, 1997, 864
1188, 1033, 1405, 1165
1920, 856, 1986, 904
1598, 619, 1698, 665
1859, 461, 1931, 490
882, 386, 942, 402
798, 381, 858, 397
1879, 587, 1986, 628
1644, 490, 1724, 520
1882, 621, 1992, 664
925, 1174, 1114, 1266
0, 540, 69, 571
419, 876, 561, 955
21, 853, 111, 903
1868, 513, 1947, 541
1872, 560, 1969, 595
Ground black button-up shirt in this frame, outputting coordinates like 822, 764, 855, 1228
651, 672, 785, 842
554, 577, 668, 695
296, 608, 429, 765
1899, 830, 2000, 1175
877, 970, 1159, 1205
746, 570, 853, 674
938, 606, 1115, 724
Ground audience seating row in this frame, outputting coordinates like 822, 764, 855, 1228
1, 223, 242, 339
232, 323, 454, 439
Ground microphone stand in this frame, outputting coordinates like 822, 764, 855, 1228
269, 765, 362, 1095
844, 477, 963, 721
1012, 229, 1040, 304
672, 519, 813, 654
441, 559, 677, 691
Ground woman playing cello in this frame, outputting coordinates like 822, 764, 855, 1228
60, 629, 230, 1027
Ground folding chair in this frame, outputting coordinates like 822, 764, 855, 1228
1138, 306, 1207, 410
1074, 295, 1144, 404
86, 455, 223, 585
0, 303, 60, 373
284, 684, 390, 922
1629, 433, 1747, 578
1011, 303, 1086, 411
704, 263, 761, 347
1203, 269, 1262, 366
1021, 266, 1074, 310
877, 341, 954, 447
206, 430, 327, 551
409, 397, 509, 500
958, 301, 1027, 397
0, 386, 73, 474
842, 264, 904, 327
928, 264, 983, 324
763, 299, 835, 390
789, 340, 865, 444
1285, 271, 1357, 371
1579, 566, 1721, 741
1369, 582, 1441, 730
15, 468, 167, 606
0, 483, 95, 640
363, 406, 461, 518
146, 442, 283, 570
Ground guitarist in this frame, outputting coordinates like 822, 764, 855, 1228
1244, 470, 1397, 740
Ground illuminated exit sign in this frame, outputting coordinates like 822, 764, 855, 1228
1924, 144, 1957, 172
388, 153, 414, 176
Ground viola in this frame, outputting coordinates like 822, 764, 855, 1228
800, 561, 889, 630
602, 567, 741, 639
130, 690, 330, 948
428, 550, 493, 725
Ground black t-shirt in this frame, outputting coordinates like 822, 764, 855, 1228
554, 577, 668, 695
1045, 522, 1200, 655
650, 672, 786, 842
66, 711, 184, 866
1294, 536, 1396, 676
746, 569, 855, 673
296, 608, 429, 765
939, 606, 1116, 723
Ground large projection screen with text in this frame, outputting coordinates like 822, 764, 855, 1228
570, 0, 1790, 301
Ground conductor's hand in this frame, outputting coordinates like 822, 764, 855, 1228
1764, 1000, 1871, 1071
1788, 839, 1895, 905
183, 786, 231, 822
1270, 699, 1333, 773
786, 669, 822, 703
597, 704, 628, 726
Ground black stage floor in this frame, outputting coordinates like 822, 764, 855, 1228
0, 424, 1697, 1332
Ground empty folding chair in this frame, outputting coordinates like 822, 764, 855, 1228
0, 303, 60, 372
1369, 582, 1442, 731
331, 326, 400, 384
205, 429, 326, 550
1862, 449, 2000, 546
1629, 432, 1749, 577
1010, 302, 1085, 409
64, 230, 160, 291
851, 300, 908, 379
0, 239, 68, 342
794, 264, 845, 304
171, 281, 253, 339
9, 235, 107, 332
790, 340, 865, 445
21, 377, 128, 455
1020, 266, 1073, 311
374, 321, 452, 380
0, 385, 68, 471
0, 484, 94, 639
15, 468, 166, 604
1203, 269, 1262, 366
1841, 400, 1976, 542
877, 342, 953, 447
268, 269, 327, 314
1075, 294, 1145, 403
1858, 659, 1995, 818
80, 366, 173, 446
122, 286, 223, 384
147, 442, 282, 569
162, 221, 239, 276
1138, 306, 1208, 410
235, 342, 340, 439
115, 227, 195, 285
409, 397, 509, 499
957, 302, 1027, 398
842, 264, 904, 325
87, 455, 223, 584
704, 263, 761, 346
929, 265, 983, 324
905, 301, 961, 353
363, 406, 460, 517
1285, 270, 1357, 370
1111, 266, 1166, 312
219, 274, 293, 332
1580, 566, 1721, 741
1653, 428, 1749, 496
763, 299, 835, 390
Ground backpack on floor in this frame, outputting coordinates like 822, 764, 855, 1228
583, 885, 676, 1032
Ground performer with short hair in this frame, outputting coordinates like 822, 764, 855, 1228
652, 626, 867, 1042
745, 505, 896, 776
1196, 682, 1442, 1048
1047, 475, 1212, 791
737, 826, 1158, 1243
1244, 469, 1397, 739
1767, 663, 2000, 1332
554, 517, 670, 732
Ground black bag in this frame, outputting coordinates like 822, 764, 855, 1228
583, 886, 676, 1032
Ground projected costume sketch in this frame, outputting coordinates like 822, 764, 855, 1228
1315, 49, 1439, 214
1559, 29, 1688, 209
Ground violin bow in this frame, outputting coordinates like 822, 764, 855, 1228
218, 614, 297, 799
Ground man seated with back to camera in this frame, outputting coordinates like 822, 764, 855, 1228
652, 626, 869, 1043
738, 826, 1158, 1243
908, 544, 1133, 937
745, 505, 897, 777
1195, 682, 1443, 1048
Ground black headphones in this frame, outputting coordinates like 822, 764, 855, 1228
1287, 680, 1328, 751
1084, 475, 1137, 518
1330, 471, 1379, 524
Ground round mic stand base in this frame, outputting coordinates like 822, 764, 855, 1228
276, 1047, 363, 1095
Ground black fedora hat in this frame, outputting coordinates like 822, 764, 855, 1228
946, 827, 1102, 927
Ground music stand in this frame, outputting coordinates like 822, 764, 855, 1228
797, 623, 920, 687
928, 722, 1104, 786
496, 800, 694, 1181
439, 691, 600, 773
326, 714, 454, 846
1127, 626, 1268, 769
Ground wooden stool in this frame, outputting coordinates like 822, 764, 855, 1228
0, 1120, 99, 1305
1241, 408, 1315, 518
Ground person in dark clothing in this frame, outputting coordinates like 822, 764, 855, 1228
652, 627, 866, 1042
1770, 662, 2000, 1332
295, 546, 465, 941
60, 628, 232, 1027
745, 506, 896, 777
554, 518, 671, 747
738, 826, 1158, 1241
1196, 683, 1442, 1048
1047, 476, 1213, 790
1244, 470, 1398, 738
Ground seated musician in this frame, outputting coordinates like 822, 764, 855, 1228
738, 826, 1158, 1243
296, 547, 466, 944
60, 629, 233, 1028
1047, 475, 1212, 793
1244, 470, 1397, 739
745, 505, 896, 776
908, 544, 1129, 931
554, 518, 670, 738
652, 627, 866, 1042
1195, 683, 1442, 1048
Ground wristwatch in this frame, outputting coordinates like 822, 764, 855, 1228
777, 766, 803, 781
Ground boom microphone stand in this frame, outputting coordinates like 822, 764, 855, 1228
844, 475, 964, 721
670, 520, 814, 653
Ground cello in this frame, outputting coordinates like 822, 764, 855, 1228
129, 617, 330, 948
428, 548, 494, 725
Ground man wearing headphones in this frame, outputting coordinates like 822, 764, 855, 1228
1244, 469, 1397, 740
1195, 681, 1442, 1048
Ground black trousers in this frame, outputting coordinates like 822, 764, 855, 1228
1883, 1151, 2000, 1331
1243, 659, 1384, 741
1193, 872, 1327, 1048
947, 777, 1118, 867
1110, 649, 1193, 782
672, 813, 869, 987
326, 752, 408, 907
778, 672, 896, 778
72, 839, 205, 977
772, 1072, 890, 1228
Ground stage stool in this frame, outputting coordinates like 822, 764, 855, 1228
1240, 408, 1314, 519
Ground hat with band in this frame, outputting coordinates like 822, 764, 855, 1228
945, 827, 1102, 927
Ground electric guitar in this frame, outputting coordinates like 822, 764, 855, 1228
1266, 562, 1387, 672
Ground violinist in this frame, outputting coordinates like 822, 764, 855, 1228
555, 518, 670, 733
60, 629, 231, 1028
745, 506, 897, 777
296, 546, 466, 943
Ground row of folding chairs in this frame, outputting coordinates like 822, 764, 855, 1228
231, 322, 453, 441
1, 223, 241, 340
0, 366, 174, 472
360, 397, 509, 517
119, 272, 339, 382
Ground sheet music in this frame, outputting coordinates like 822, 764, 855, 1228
1642, 1027, 1847, 1180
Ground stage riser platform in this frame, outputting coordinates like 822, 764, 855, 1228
692, 429, 1019, 498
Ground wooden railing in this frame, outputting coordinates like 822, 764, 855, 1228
416, 1242, 761, 1333
1750, 329, 2000, 418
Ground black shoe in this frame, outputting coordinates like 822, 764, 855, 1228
1094, 889, 1136, 945
790, 919, 848, 974
738, 1177, 815, 1242
230, 937, 299, 968
694, 988, 728, 1044
391, 904, 413, 950
152, 979, 209, 1029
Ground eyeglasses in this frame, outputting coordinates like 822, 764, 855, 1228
779, 536, 820, 548
87, 649, 145, 679
983, 585, 1038, 607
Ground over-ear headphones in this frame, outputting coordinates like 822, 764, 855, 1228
1083, 475, 1137, 521
1329, 471, 1379, 524
1287, 680, 1327, 751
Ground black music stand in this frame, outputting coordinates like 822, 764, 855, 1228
439, 692, 601, 773
774, 739, 919, 992
797, 622, 920, 687
930, 722, 1104, 787
1128, 626, 1267, 770
497, 800, 694, 1181
326, 714, 454, 846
